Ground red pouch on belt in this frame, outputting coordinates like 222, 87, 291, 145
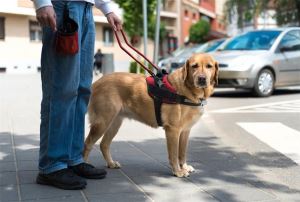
55, 5, 79, 55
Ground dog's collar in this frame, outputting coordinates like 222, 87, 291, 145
182, 98, 207, 107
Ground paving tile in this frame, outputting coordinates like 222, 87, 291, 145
120, 163, 171, 177
128, 174, 198, 192
87, 192, 151, 202
0, 161, 15, 172
15, 150, 38, 161
145, 188, 218, 202
204, 184, 277, 202
18, 170, 38, 184
0, 172, 17, 186
0, 184, 19, 202
84, 177, 141, 195
129, 140, 167, 155
0, 132, 12, 146
0, 145, 14, 162
268, 191, 300, 202
17, 160, 38, 171
13, 134, 39, 148
21, 196, 85, 202
104, 169, 125, 179
20, 184, 83, 200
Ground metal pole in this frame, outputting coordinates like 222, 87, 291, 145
143, 0, 148, 70
153, 0, 161, 65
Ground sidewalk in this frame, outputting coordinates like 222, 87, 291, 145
1, 74, 300, 202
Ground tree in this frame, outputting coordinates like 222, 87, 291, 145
189, 20, 210, 44
115, 0, 167, 41
274, 0, 300, 26
224, 0, 300, 29
224, 0, 269, 30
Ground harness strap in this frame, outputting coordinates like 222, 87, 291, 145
147, 84, 206, 106
154, 97, 163, 126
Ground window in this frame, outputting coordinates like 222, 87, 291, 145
192, 13, 196, 20
279, 30, 300, 52
29, 21, 42, 42
103, 27, 113, 46
0, 17, 5, 40
184, 10, 188, 17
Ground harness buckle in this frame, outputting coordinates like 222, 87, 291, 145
154, 68, 168, 88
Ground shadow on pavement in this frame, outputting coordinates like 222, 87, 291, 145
120, 136, 300, 201
1, 132, 300, 201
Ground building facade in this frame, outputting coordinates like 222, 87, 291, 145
0, 0, 155, 73
0, 0, 227, 74
180, 0, 226, 45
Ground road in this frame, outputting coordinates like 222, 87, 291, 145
1, 74, 300, 202
201, 87, 300, 201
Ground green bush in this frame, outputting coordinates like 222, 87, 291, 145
129, 61, 146, 74
189, 19, 210, 44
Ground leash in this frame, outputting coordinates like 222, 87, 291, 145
114, 30, 159, 77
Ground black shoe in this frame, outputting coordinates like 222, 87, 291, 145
69, 163, 107, 179
36, 168, 87, 190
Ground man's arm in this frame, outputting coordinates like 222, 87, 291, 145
95, 0, 122, 31
95, 0, 113, 15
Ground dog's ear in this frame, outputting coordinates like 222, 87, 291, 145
213, 61, 219, 86
182, 59, 189, 81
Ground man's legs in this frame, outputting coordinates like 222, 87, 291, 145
39, 1, 83, 174
38, 2, 105, 189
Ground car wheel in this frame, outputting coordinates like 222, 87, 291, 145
253, 69, 274, 97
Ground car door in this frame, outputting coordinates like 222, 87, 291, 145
275, 30, 300, 85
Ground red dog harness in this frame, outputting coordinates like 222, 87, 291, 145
146, 72, 207, 126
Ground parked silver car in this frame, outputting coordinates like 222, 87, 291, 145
165, 38, 226, 72
211, 27, 300, 97
158, 46, 195, 70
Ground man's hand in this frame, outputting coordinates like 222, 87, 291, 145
106, 12, 122, 31
36, 6, 57, 32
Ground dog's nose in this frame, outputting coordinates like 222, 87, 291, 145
198, 75, 207, 87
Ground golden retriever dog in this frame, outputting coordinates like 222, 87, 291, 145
83, 53, 218, 177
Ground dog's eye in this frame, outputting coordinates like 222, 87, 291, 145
206, 64, 213, 68
191, 64, 198, 68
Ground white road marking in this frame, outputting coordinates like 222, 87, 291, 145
237, 122, 300, 165
212, 99, 300, 113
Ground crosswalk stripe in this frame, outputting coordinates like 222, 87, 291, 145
237, 122, 300, 165
212, 99, 300, 113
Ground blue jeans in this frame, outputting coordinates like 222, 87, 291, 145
39, 1, 95, 174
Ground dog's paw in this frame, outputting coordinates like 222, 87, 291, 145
181, 164, 195, 173
107, 161, 121, 169
173, 169, 190, 178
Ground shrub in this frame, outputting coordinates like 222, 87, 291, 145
129, 61, 146, 74
189, 19, 210, 43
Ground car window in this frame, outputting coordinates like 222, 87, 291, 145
279, 30, 300, 51
172, 47, 185, 57
223, 31, 281, 51
194, 39, 225, 53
